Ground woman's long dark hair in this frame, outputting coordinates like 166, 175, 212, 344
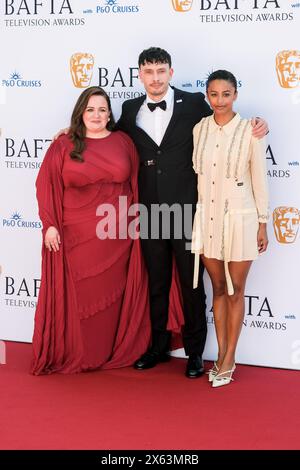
69, 86, 115, 162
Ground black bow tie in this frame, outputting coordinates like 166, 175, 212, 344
147, 100, 167, 112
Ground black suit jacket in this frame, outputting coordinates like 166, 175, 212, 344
117, 87, 212, 207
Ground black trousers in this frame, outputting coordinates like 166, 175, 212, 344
140, 222, 207, 357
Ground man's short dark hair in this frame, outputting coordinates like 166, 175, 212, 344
138, 47, 172, 68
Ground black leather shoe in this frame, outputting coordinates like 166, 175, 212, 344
185, 354, 205, 378
134, 351, 170, 370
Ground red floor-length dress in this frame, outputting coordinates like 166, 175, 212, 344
31, 131, 151, 374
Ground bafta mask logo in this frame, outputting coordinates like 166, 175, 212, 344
273, 206, 300, 244
172, 0, 193, 12
70, 53, 94, 88
276, 50, 300, 89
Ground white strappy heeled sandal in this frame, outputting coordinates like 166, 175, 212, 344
207, 362, 219, 382
212, 364, 236, 388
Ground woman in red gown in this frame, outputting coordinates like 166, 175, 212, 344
31, 86, 151, 374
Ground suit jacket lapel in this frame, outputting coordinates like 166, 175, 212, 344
130, 94, 146, 125
160, 87, 184, 147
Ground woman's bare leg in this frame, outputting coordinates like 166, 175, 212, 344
218, 260, 252, 375
201, 256, 227, 368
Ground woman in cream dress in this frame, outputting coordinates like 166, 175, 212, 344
192, 70, 269, 387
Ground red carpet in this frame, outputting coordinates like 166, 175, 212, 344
0, 341, 299, 450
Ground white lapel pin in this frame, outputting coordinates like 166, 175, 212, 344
176, 99, 183, 103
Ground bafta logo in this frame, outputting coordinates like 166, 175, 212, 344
70, 53, 95, 88
276, 50, 300, 89
172, 0, 193, 12
273, 207, 300, 244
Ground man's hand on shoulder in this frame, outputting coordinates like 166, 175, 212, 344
251, 118, 269, 139
53, 128, 69, 141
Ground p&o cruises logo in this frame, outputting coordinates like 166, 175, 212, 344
1, 71, 41, 88
2, 212, 42, 230
95, 0, 140, 14
182, 70, 242, 91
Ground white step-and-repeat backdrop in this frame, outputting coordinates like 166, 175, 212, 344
0, 0, 299, 369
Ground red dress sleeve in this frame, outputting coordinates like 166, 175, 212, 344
36, 139, 64, 234
31, 138, 83, 374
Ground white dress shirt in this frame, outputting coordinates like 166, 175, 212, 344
136, 86, 174, 146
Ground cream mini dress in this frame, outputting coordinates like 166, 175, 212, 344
191, 113, 269, 294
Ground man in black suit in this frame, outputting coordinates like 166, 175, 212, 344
117, 47, 212, 378
117, 47, 268, 378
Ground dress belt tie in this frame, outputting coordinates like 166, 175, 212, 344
192, 203, 203, 289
